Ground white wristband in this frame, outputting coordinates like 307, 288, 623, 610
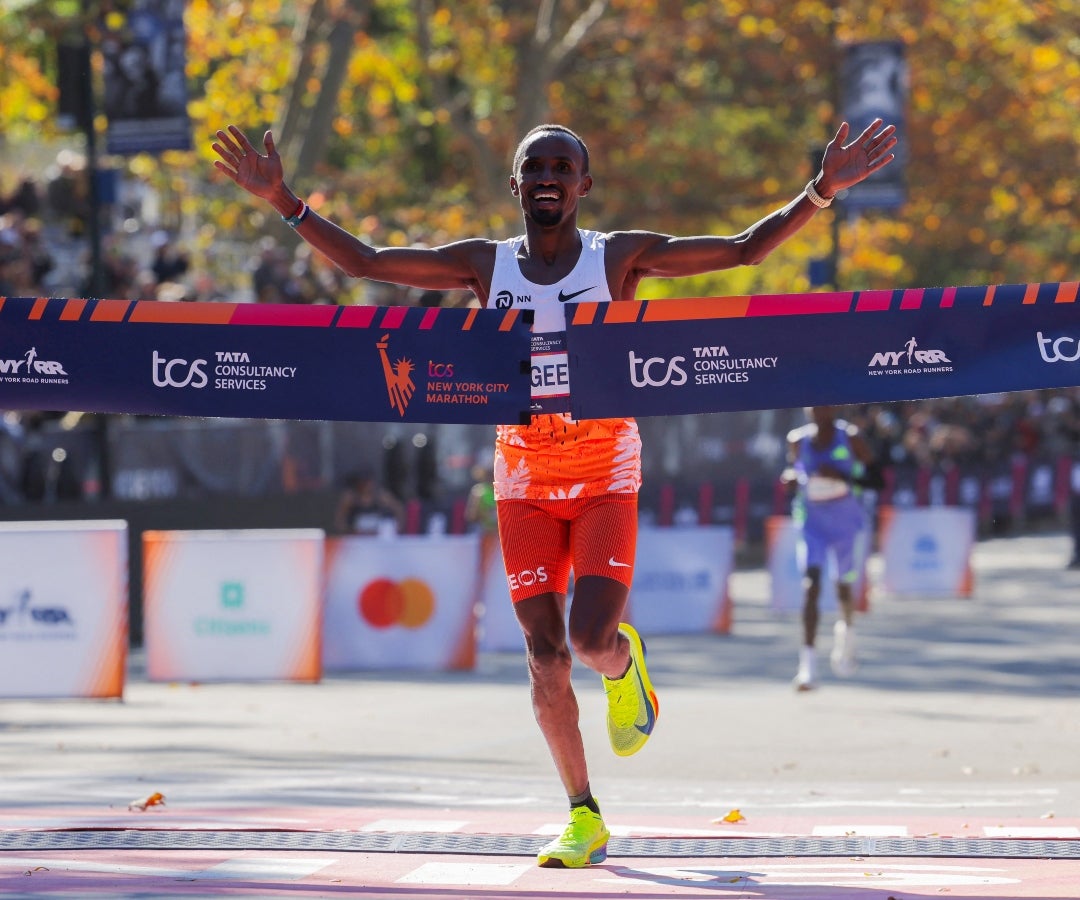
804, 180, 833, 208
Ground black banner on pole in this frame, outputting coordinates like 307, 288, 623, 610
839, 40, 908, 211
102, 0, 192, 155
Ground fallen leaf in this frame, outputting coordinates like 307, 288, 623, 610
129, 792, 166, 811
711, 809, 746, 824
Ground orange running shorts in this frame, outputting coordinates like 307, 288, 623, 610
496, 493, 638, 603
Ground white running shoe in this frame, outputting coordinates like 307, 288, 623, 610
793, 646, 817, 691
831, 620, 858, 677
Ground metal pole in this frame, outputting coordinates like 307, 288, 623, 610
80, 0, 105, 297
827, 0, 842, 292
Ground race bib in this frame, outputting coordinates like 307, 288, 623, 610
806, 475, 851, 502
530, 332, 570, 414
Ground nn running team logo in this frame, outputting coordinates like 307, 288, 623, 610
376, 333, 415, 417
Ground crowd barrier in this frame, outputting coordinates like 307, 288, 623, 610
1, 522, 744, 696
323, 534, 479, 672
877, 506, 976, 597
765, 515, 871, 616
0, 520, 127, 699
142, 528, 324, 683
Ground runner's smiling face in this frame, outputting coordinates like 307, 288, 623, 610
510, 132, 592, 229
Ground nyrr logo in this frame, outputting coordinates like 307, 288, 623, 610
376, 333, 415, 416
628, 350, 687, 388
1037, 331, 1080, 363
867, 337, 951, 368
152, 350, 208, 388
0, 588, 74, 628
0, 347, 68, 377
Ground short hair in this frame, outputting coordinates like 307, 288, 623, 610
512, 124, 590, 175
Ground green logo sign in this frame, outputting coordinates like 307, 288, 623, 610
220, 582, 244, 609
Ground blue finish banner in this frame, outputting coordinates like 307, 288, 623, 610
565, 282, 1080, 420
0, 298, 531, 425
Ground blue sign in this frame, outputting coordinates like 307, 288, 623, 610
0, 298, 532, 425
565, 282, 1080, 419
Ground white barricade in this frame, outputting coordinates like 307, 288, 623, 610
879, 506, 975, 597
766, 515, 872, 616
626, 525, 735, 635
323, 534, 480, 671
476, 532, 525, 653
0, 520, 128, 699
143, 529, 324, 682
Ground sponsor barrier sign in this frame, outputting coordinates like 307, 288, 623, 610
625, 525, 734, 634
0, 520, 128, 699
142, 528, 324, 682
322, 534, 479, 671
765, 515, 871, 616
878, 506, 975, 597
0, 298, 531, 425
476, 532, 524, 653
565, 281, 1080, 419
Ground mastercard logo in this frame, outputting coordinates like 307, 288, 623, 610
358, 577, 435, 628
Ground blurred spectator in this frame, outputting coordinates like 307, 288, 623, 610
150, 230, 190, 284
45, 151, 91, 237
251, 238, 302, 303
464, 462, 497, 535
82, 237, 140, 299
334, 468, 404, 536
0, 177, 41, 218
0, 213, 54, 296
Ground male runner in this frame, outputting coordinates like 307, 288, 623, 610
212, 118, 896, 867
783, 405, 881, 690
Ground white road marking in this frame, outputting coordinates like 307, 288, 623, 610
983, 825, 1080, 838
397, 862, 531, 885
597, 862, 1021, 887
0, 856, 334, 882
812, 824, 909, 836
361, 818, 468, 833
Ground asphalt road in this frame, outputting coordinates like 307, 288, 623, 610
2, 531, 1079, 898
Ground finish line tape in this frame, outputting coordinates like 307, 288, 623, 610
566, 280, 1080, 419
0, 281, 1076, 424
0, 298, 532, 425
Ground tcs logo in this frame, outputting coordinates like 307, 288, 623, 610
507, 566, 548, 592
628, 350, 687, 387
358, 577, 435, 628
1037, 331, 1080, 363
153, 350, 208, 388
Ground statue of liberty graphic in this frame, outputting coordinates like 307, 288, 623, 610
376, 334, 415, 417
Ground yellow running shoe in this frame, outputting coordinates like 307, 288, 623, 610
536, 806, 610, 868
601, 623, 659, 757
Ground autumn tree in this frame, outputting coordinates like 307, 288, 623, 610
1, 0, 1076, 301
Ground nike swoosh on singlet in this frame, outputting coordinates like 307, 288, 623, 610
558, 286, 595, 303
608, 557, 631, 568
